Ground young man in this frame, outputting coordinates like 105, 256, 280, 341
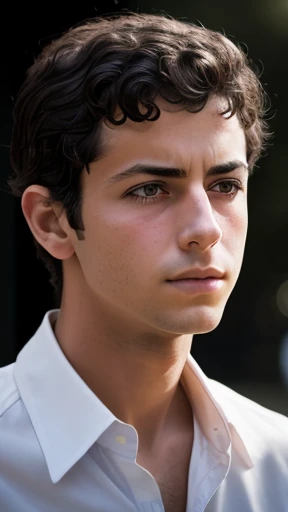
2, 12, 287, 512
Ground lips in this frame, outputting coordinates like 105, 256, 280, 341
167, 268, 225, 281
166, 270, 225, 295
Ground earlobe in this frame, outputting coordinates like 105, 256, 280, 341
21, 185, 75, 260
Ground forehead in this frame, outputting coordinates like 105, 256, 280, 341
98, 96, 247, 172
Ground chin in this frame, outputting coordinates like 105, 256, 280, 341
198, 303, 226, 332
170, 304, 225, 335
191, 319, 222, 335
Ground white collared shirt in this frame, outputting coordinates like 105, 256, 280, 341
0, 310, 288, 511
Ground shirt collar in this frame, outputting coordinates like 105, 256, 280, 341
14, 310, 253, 484
182, 355, 254, 469
14, 310, 116, 483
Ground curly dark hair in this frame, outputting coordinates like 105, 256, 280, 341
8, 12, 270, 297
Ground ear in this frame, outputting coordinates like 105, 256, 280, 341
21, 185, 75, 260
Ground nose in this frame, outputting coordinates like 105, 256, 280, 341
177, 188, 222, 252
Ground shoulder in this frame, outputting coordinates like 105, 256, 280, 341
209, 378, 288, 420
0, 363, 20, 417
208, 379, 288, 507
209, 378, 288, 445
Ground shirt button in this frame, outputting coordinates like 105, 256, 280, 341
115, 435, 127, 445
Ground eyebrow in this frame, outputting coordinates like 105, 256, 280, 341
105, 160, 249, 184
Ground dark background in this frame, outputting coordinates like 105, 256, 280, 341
1, 1, 288, 411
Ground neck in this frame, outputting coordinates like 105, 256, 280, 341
54, 278, 193, 451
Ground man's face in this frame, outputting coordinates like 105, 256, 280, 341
67, 96, 248, 336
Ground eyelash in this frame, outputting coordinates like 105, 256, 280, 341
126, 180, 243, 205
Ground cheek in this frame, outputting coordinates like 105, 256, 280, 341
235, 197, 248, 237
217, 198, 248, 253
90, 203, 165, 254
78, 208, 163, 286
227, 213, 248, 263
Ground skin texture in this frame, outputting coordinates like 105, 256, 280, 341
21, 95, 248, 456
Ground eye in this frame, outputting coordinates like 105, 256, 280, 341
135, 184, 161, 197
126, 182, 167, 204
210, 179, 242, 196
